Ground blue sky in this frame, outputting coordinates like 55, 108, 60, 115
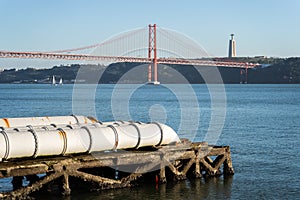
0, 0, 299, 68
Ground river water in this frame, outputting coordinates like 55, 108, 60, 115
0, 84, 299, 199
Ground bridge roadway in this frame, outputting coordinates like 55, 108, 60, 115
0, 50, 259, 68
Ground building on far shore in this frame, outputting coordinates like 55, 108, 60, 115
228, 34, 236, 58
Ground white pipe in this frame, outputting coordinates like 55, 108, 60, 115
0, 117, 180, 160
0, 115, 93, 128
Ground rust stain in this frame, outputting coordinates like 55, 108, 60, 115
87, 116, 97, 123
57, 130, 64, 140
3, 118, 10, 128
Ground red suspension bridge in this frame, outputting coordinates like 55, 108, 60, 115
0, 24, 260, 84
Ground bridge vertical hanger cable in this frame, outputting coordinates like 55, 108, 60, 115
158, 28, 206, 59
157, 28, 187, 58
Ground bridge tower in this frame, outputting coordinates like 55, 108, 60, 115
148, 24, 160, 85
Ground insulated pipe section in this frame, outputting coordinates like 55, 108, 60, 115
0, 130, 36, 159
0, 115, 93, 128
0, 129, 66, 159
0, 127, 116, 159
0, 122, 180, 160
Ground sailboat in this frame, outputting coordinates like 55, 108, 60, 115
52, 75, 57, 86
59, 77, 63, 85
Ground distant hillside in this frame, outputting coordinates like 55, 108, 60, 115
0, 57, 299, 84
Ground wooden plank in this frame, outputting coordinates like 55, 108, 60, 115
207, 148, 226, 156
6, 172, 63, 199
181, 158, 195, 175
62, 173, 71, 196
214, 155, 226, 169
69, 170, 121, 185
0, 164, 49, 178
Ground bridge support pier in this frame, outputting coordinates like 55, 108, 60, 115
240, 67, 248, 84
148, 64, 152, 82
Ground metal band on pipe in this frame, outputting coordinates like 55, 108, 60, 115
113, 122, 121, 126
66, 125, 74, 129
71, 115, 80, 124
107, 125, 119, 151
151, 122, 164, 147
1, 130, 9, 160
129, 123, 141, 149
57, 128, 68, 155
27, 125, 39, 158
81, 126, 93, 153
41, 126, 49, 130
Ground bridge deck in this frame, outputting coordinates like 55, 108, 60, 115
0, 50, 259, 68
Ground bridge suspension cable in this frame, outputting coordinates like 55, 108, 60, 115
46, 27, 147, 54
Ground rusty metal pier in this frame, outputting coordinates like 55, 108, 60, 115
0, 140, 234, 199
